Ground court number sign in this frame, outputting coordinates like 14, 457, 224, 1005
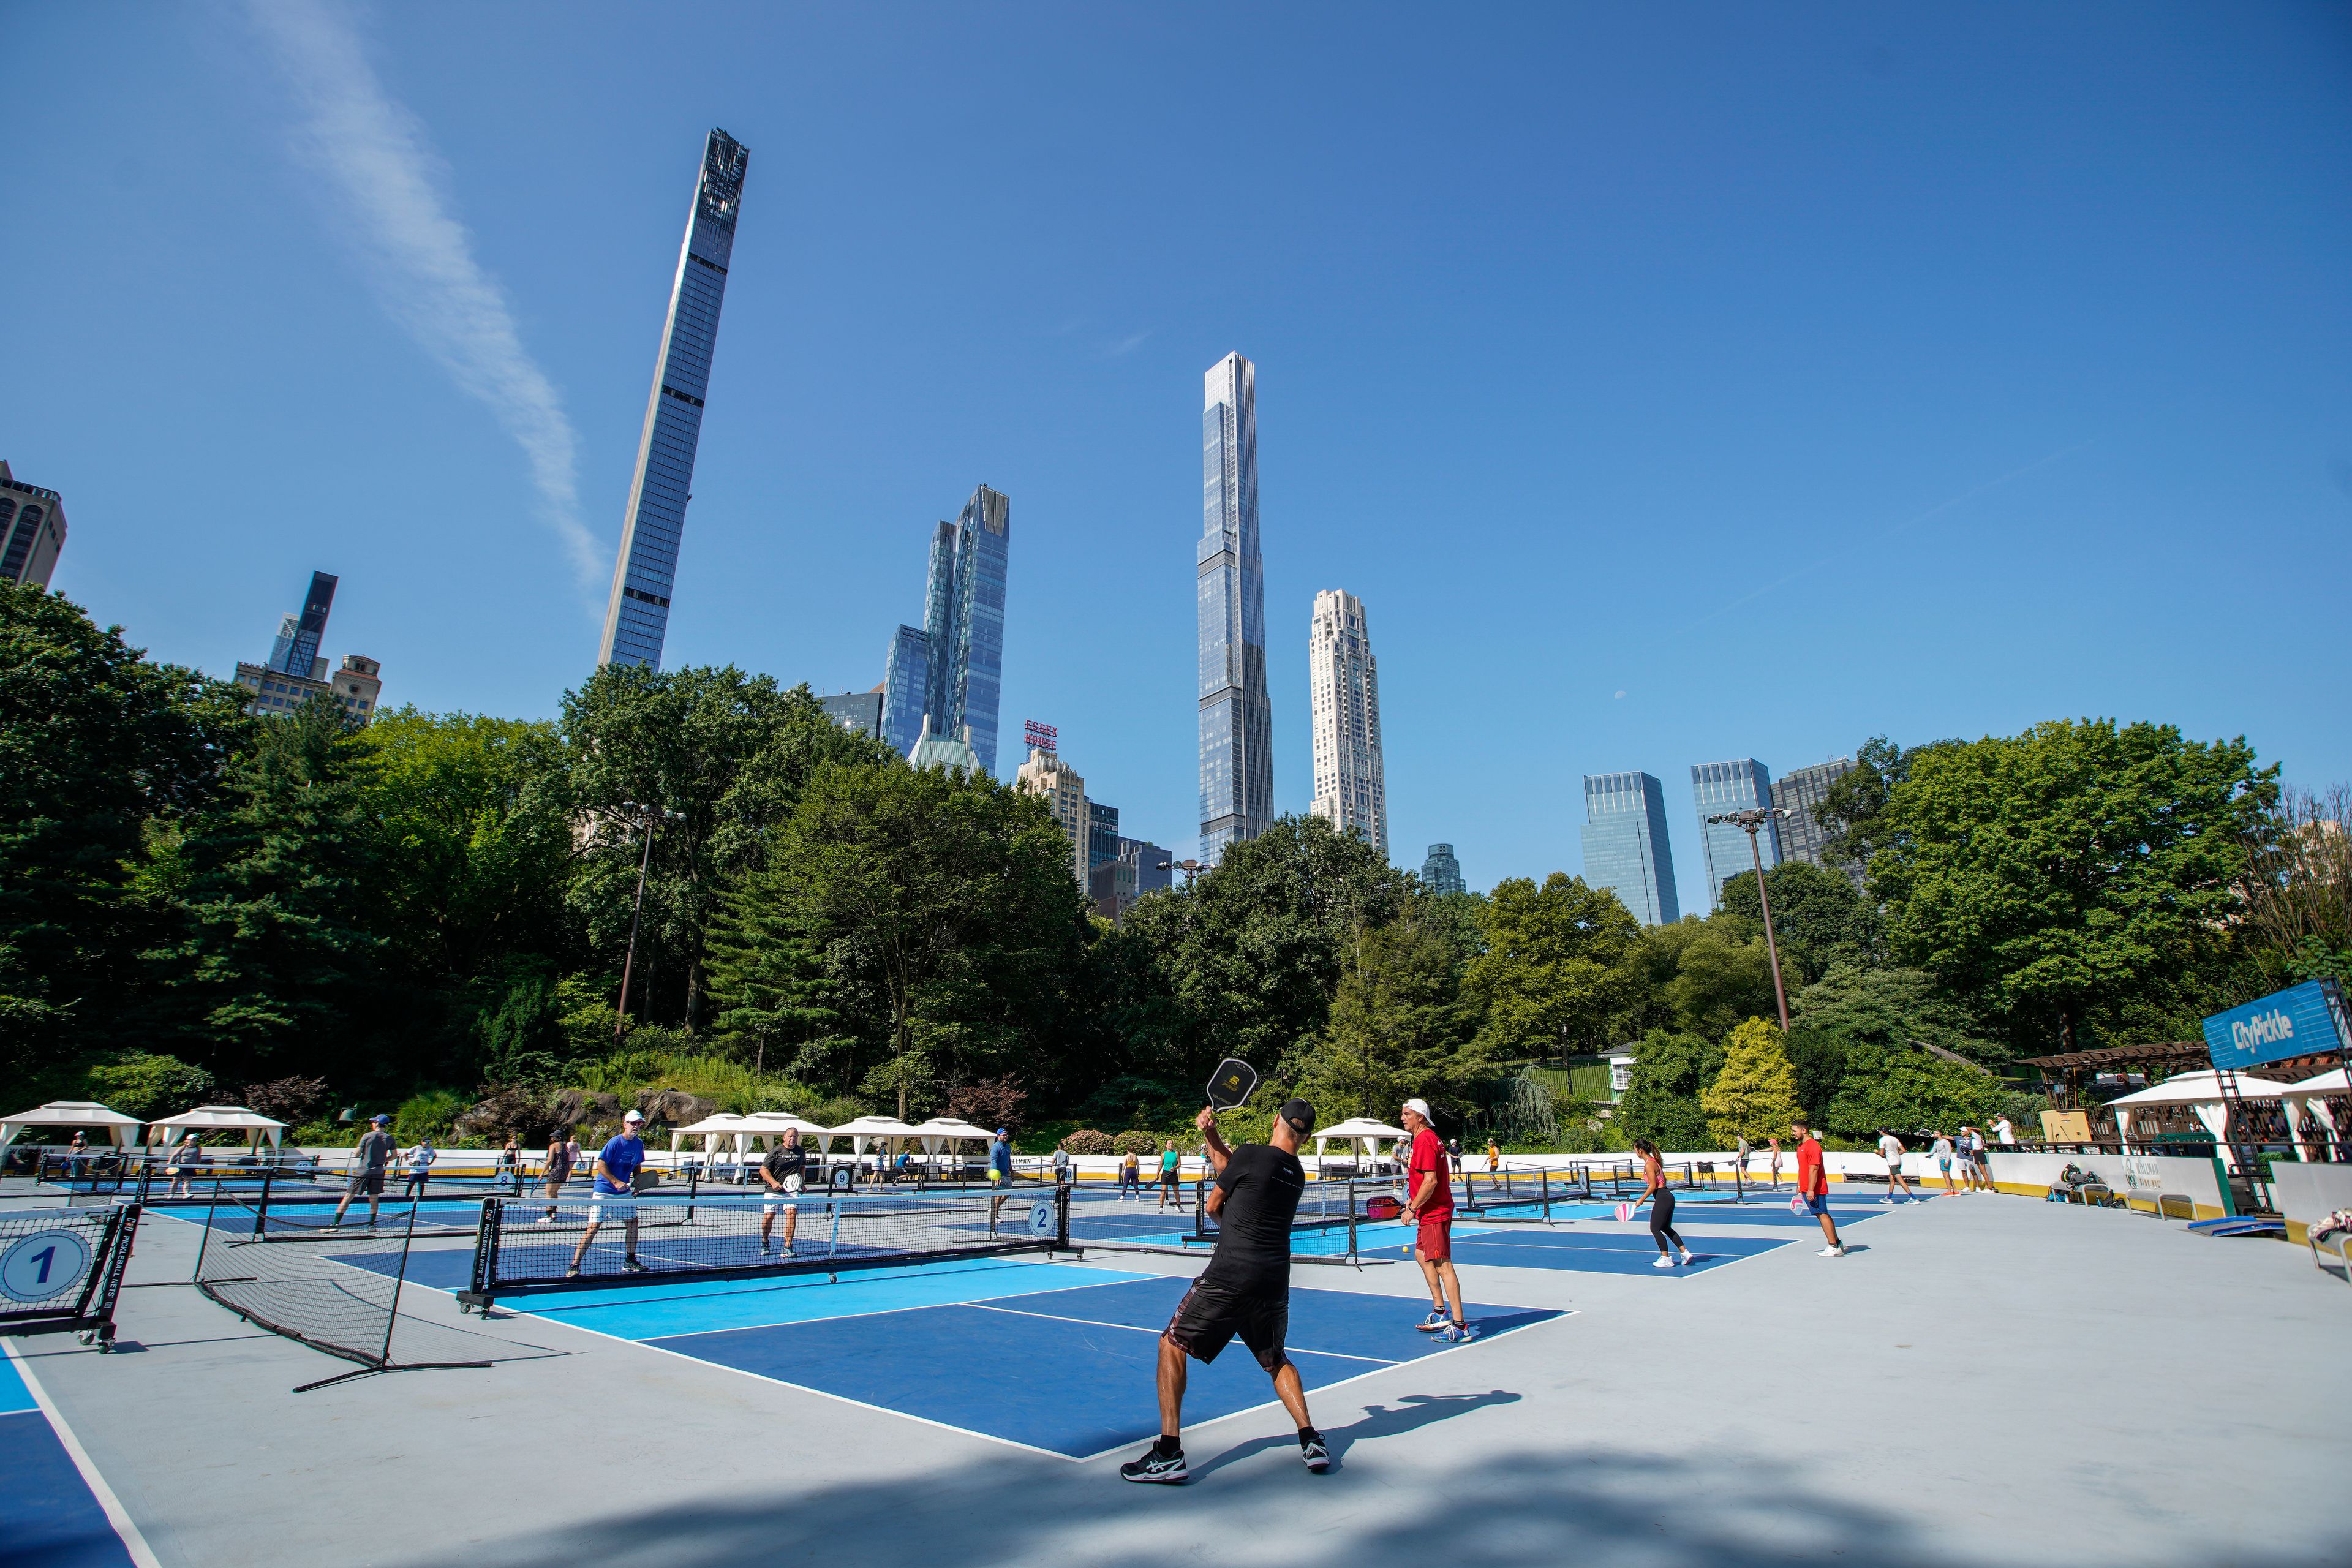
1026, 1199, 1055, 1238
0, 1229, 93, 1303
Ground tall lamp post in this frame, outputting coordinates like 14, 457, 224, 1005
1708, 807, 1793, 1030
1158, 858, 1206, 889
612, 802, 670, 1044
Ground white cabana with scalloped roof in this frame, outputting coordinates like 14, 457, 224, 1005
908, 1117, 997, 1155
742, 1112, 834, 1153
669, 1113, 763, 1159
0, 1101, 143, 1153
145, 1106, 288, 1150
1311, 1117, 1409, 1163
2107, 1069, 2296, 1169
2280, 1069, 2351, 1159
830, 1115, 923, 1159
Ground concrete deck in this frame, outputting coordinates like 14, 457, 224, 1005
4, 1185, 2346, 1567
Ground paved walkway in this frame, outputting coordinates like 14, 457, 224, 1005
5, 1188, 2345, 1567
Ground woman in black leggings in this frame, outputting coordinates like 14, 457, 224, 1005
1632, 1137, 1696, 1269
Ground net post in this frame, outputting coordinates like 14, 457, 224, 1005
379, 1193, 422, 1368
468, 1196, 500, 1312
1056, 1182, 1071, 1251
1540, 1168, 1550, 1221
1193, 1172, 1207, 1242
254, 1167, 273, 1238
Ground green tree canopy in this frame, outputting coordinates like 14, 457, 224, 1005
1308, 910, 1487, 1121
1701, 1017, 1803, 1145
1464, 872, 1638, 1058
1615, 1028, 1721, 1150
1873, 718, 2274, 1051
1716, 861, 1880, 981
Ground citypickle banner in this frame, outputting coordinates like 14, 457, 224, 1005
2201, 981, 2351, 1071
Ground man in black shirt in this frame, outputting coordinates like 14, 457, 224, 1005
760, 1127, 808, 1256
1121, 1097, 1329, 1483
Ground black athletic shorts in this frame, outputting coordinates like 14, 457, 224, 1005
347, 1170, 386, 1197
1164, 1276, 1289, 1373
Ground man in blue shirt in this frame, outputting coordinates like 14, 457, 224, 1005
988, 1128, 1015, 1231
567, 1109, 652, 1279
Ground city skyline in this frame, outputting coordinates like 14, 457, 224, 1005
10, 7, 2346, 922
882, 486, 1012, 777
597, 128, 749, 670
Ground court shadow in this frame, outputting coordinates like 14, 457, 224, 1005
1190, 1388, 1521, 1479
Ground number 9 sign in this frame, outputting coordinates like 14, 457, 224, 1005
1, 1229, 94, 1303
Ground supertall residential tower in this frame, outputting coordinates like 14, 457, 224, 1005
881, 486, 1012, 775
598, 128, 750, 669
1197, 353, 1273, 860
1308, 589, 1387, 857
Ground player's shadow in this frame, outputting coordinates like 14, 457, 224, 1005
1191, 1389, 1521, 1478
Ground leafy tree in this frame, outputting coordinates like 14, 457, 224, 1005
363, 709, 577, 987
1873, 719, 2274, 1051
1716, 861, 1880, 981
1700, 1017, 1803, 1146
562, 665, 899, 1032
703, 878, 848, 1078
1618, 917, 1792, 1041
1822, 1041, 2010, 1142
148, 699, 388, 1082
1310, 911, 1486, 1120
1464, 873, 1638, 1058
83, 1052, 214, 1120
759, 762, 1088, 1117
239, 1075, 331, 1126
0, 584, 246, 1090
1615, 1028, 1720, 1150
1120, 816, 1408, 1093
474, 963, 575, 1085
1815, 734, 1961, 876
2234, 785, 2352, 991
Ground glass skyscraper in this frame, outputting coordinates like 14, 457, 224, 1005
1773, 758, 1866, 894
879, 486, 1011, 775
268, 571, 338, 679
598, 128, 750, 669
1420, 844, 1466, 897
1692, 758, 1781, 910
1582, 773, 1681, 925
1197, 353, 1273, 860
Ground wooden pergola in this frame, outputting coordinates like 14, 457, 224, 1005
2016, 1041, 2209, 1110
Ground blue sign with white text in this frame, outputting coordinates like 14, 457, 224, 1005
2201, 981, 2350, 1071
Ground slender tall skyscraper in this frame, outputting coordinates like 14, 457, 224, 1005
1308, 589, 1387, 857
1583, 772, 1681, 926
1197, 353, 1273, 860
598, 128, 750, 669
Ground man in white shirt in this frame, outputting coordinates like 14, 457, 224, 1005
1875, 1129, 1913, 1204
1992, 1115, 2017, 1147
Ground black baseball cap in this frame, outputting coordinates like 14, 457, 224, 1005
1279, 1098, 1314, 1134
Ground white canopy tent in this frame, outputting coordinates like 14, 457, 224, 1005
0, 1101, 143, 1153
1311, 1117, 1409, 1163
742, 1112, 833, 1153
908, 1117, 997, 1156
668, 1113, 762, 1159
145, 1106, 288, 1150
830, 1115, 924, 1159
2280, 1069, 2351, 1158
2106, 1070, 2295, 1168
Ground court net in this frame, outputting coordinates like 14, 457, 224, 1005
193, 1194, 492, 1391
458, 1184, 1073, 1308
0, 1203, 141, 1348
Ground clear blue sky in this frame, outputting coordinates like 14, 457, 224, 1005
7, 2, 2348, 919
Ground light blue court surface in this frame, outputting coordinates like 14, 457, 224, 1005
0, 1354, 137, 1568
486, 1261, 1564, 1460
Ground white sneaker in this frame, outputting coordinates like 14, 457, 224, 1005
1652, 1256, 1676, 1268
1679, 1252, 1698, 1267
1817, 1245, 1845, 1257
1879, 1197, 1894, 1205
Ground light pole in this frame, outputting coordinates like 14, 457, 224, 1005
1158, 858, 1206, 889
612, 802, 668, 1044
1708, 807, 1792, 1030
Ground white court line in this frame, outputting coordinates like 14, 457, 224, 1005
3, 1340, 164, 1568
1068, 1305, 1583, 1463
964, 1301, 1397, 1365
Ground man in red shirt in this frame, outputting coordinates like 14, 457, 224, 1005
1792, 1117, 1845, 1257
1401, 1099, 1471, 1341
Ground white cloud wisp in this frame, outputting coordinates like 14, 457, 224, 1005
246, 0, 605, 603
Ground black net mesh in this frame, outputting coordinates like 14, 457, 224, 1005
470, 1185, 1068, 1298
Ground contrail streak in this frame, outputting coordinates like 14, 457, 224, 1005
245, 0, 603, 606
1684, 442, 2091, 631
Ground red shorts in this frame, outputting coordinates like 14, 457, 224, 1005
1416, 1216, 1453, 1262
